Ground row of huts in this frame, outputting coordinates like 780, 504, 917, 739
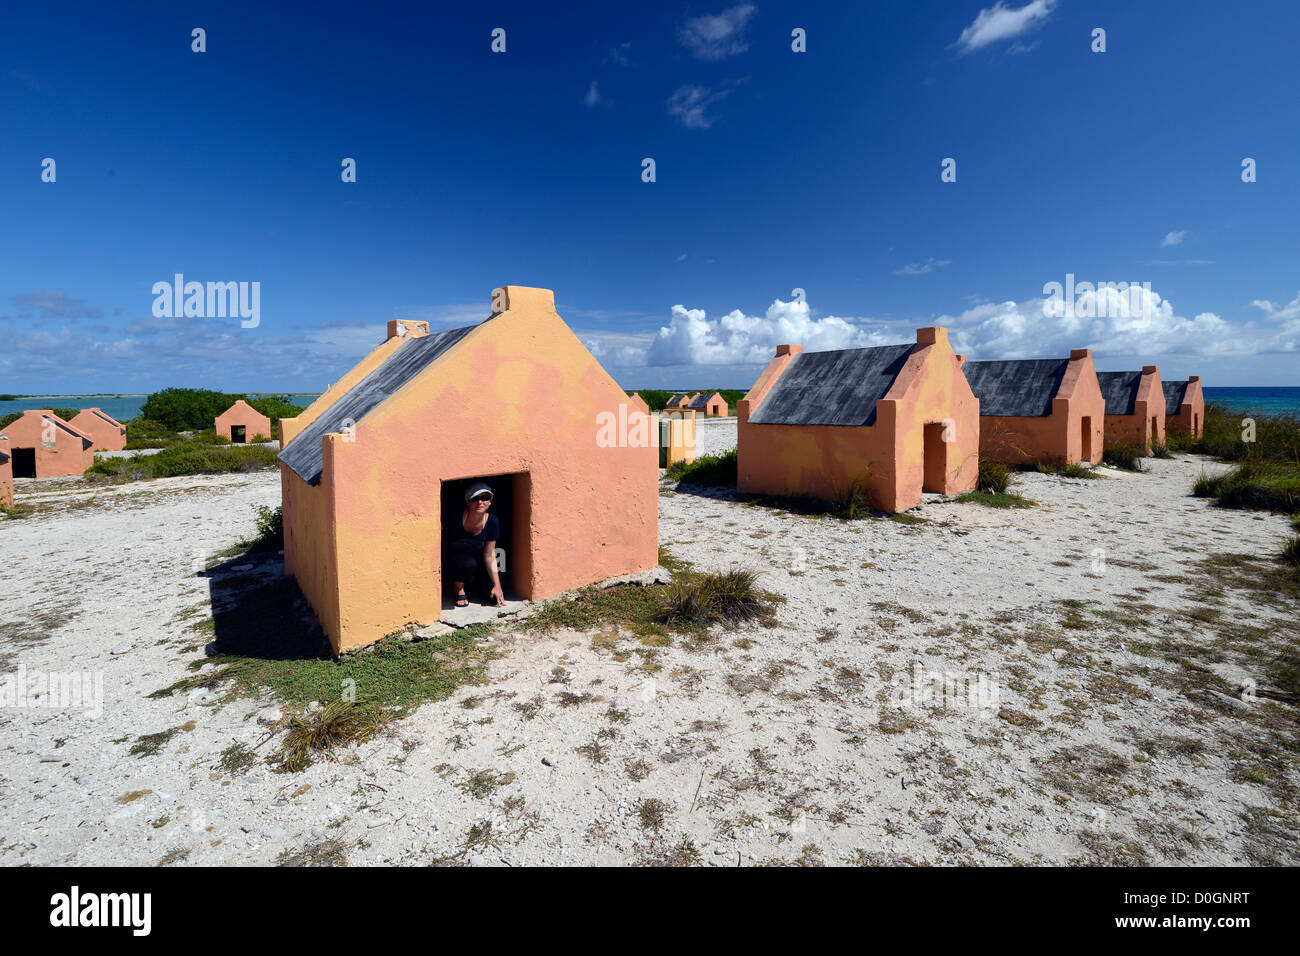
260, 287, 1204, 654
737, 327, 1203, 512
0, 408, 127, 494
0, 397, 275, 507
666, 392, 729, 416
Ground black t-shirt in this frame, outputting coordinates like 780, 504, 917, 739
448, 512, 499, 557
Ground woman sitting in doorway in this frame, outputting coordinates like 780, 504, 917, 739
446, 481, 506, 608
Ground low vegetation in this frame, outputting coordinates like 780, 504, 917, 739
1185, 404, 1300, 515
667, 448, 737, 486
976, 459, 1011, 494
85, 440, 279, 481
1102, 440, 1146, 472
662, 567, 776, 627
139, 388, 304, 432
955, 490, 1037, 509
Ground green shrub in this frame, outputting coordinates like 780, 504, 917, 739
249, 505, 283, 551
1151, 443, 1174, 459
86, 440, 279, 481
662, 567, 774, 627
1283, 535, 1300, 567
977, 458, 1011, 494
1179, 403, 1300, 463
140, 388, 243, 431
831, 479, 874, 519
668, 448, 737, 486
1103, 441, 1146, 471
1194, 461, 1300, 513
955, 491, 1037, 509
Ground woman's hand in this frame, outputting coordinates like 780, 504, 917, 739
489, 584, 505, 607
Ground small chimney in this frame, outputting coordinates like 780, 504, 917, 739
1142, 364, 1159, 374
386, 319, 429, 341
775, 344, 803, 356
1069, 348, 1091, 359
1189, 374, 1201, 383
955, 354, 968, 366
916, 327, 948, 347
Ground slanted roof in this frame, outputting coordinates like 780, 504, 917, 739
1097, 371, 1143, 416
748, 344, 914, 427
687, 392, 719, 409
1162, 380, 1189, 411
962, 358, 1068, 418
279, 324, 475, 484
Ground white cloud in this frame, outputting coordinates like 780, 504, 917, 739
667, 85, 729, 129
956, 0, 1056, 54
1162, 230, 1187, 247
680, 5, 757, 60
894, 258, 952, 276
604, 42, 634, 67
584, 81, 602, 107
643, 297, 894, 367
939, 284, 1288, 360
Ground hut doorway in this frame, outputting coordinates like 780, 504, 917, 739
230, 425, 246, 443
440, 472, 532, 606
922, 422, 947, 493
1080, 416, 1093, 463
12, 447, 36, 478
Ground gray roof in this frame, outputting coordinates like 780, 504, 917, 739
1096, 371, 1142, 416
962, 358, 1068, 418
748, 344, 914, 427
279, 325, 475, 484
687, 393, 717, 409
1162, 380, 1189, 411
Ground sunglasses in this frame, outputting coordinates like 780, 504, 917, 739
469, 494, 492, 503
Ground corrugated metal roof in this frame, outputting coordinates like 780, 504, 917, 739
747, 344, 914, 427
1096, 371, 1143, 416
1162, 380, 1189, 411
278, 325, 475, 485
962, 358, 1068, 418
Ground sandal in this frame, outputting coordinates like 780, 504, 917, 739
455, 592, 469, 607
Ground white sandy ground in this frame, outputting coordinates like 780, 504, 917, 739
1, 426, 1297, 867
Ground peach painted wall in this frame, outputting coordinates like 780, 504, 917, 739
0, 410, 94, 477
0, 448, 12, 508
215, 400, 272, 442
283, 287, 659, 654
979, 349, 1105, 465
628, 392, 649, 414
737, 328, 979, 513
1104, 366, 1165, 454
701, 393, 727, 416
1167, 375, 1205, 439
69, 408, 127, 452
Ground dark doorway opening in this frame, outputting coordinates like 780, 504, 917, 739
440, 472, 530, 608
231, 425, 246, 443
922, 422, 947, 493
12, 447, 36, 478
1080, 416, 1093, 463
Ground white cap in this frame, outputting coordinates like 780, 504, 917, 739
464, 481, 494, 502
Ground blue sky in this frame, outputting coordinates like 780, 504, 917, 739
2, 0, 1297, 393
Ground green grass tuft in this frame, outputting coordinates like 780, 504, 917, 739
667, 448, 737, 486
954, 490, 1037, 509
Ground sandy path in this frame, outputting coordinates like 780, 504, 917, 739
0, 434, 1296, 866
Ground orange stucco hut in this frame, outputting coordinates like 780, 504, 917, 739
215, 400, 272, 443
962, 349, 1105, 466
69, 408, 127, 452
1098, 367, 1166, 454
628, 392, 650, 414
738, 327, 979, 513
1163, 376, 1205, 439
688, 391, 728, 417
0, 410, 94, 477
665, 394, 689, 409
277, 286, 660, 654
0, 445, 13, 508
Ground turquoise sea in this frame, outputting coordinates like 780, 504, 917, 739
1202, 387, 1300, 416
0, 394, 322, 422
